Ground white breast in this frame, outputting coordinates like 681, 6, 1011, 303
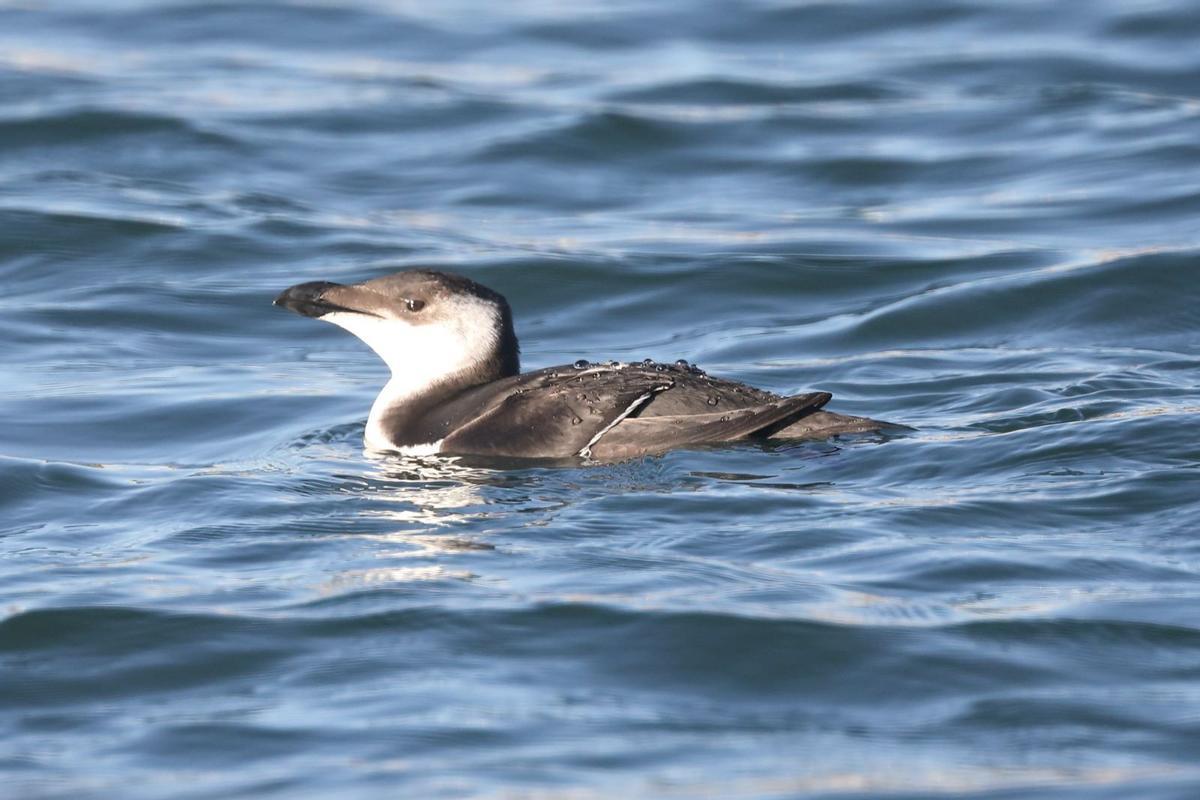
372, 438, 444, 457
323, 298, 502, 455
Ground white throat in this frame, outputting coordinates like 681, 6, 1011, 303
321, 298, 502, 452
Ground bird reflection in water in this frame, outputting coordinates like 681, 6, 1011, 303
313, 454, 545, 596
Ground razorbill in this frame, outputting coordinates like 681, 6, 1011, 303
275, 269, 890, 460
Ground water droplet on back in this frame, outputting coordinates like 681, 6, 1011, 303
642, 358, 653, 366
707, 396, 719, 406
574, 359, 589, 369
675, 359, 689, 368
571, 416, 582, 425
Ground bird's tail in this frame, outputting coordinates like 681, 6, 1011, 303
766, 408, 896, 439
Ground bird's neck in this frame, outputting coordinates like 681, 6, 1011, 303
364, 356, 517, 451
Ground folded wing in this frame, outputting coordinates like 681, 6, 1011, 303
587, 391, 831, 461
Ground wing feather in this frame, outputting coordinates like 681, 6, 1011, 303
439, 368, 673, 458
587, 392, 831, 461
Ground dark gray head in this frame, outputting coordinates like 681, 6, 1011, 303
275, 269, 520, 391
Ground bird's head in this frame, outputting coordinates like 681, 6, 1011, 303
275, 269, 520, 393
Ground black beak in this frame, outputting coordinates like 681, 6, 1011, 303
274, 281, 348, 318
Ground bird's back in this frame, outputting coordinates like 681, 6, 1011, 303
415, 360, 858, 460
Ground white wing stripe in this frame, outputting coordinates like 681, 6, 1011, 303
577, 384, 670, 459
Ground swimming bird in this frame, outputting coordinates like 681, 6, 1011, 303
275, 269, 889, 460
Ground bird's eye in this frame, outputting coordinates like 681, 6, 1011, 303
406, 298, 425, 312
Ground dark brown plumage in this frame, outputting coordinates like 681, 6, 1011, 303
275, 269, 893, 460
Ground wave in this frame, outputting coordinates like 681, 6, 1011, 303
0, 107, 238, 149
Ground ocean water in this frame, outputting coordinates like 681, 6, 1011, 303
3, 1, 1200, 797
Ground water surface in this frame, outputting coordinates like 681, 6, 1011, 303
3, 1, 1200, 797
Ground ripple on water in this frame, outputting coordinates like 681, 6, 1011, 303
4, 0, 1200, 797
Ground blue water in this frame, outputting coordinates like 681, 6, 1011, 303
3, 1, 1200, 797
